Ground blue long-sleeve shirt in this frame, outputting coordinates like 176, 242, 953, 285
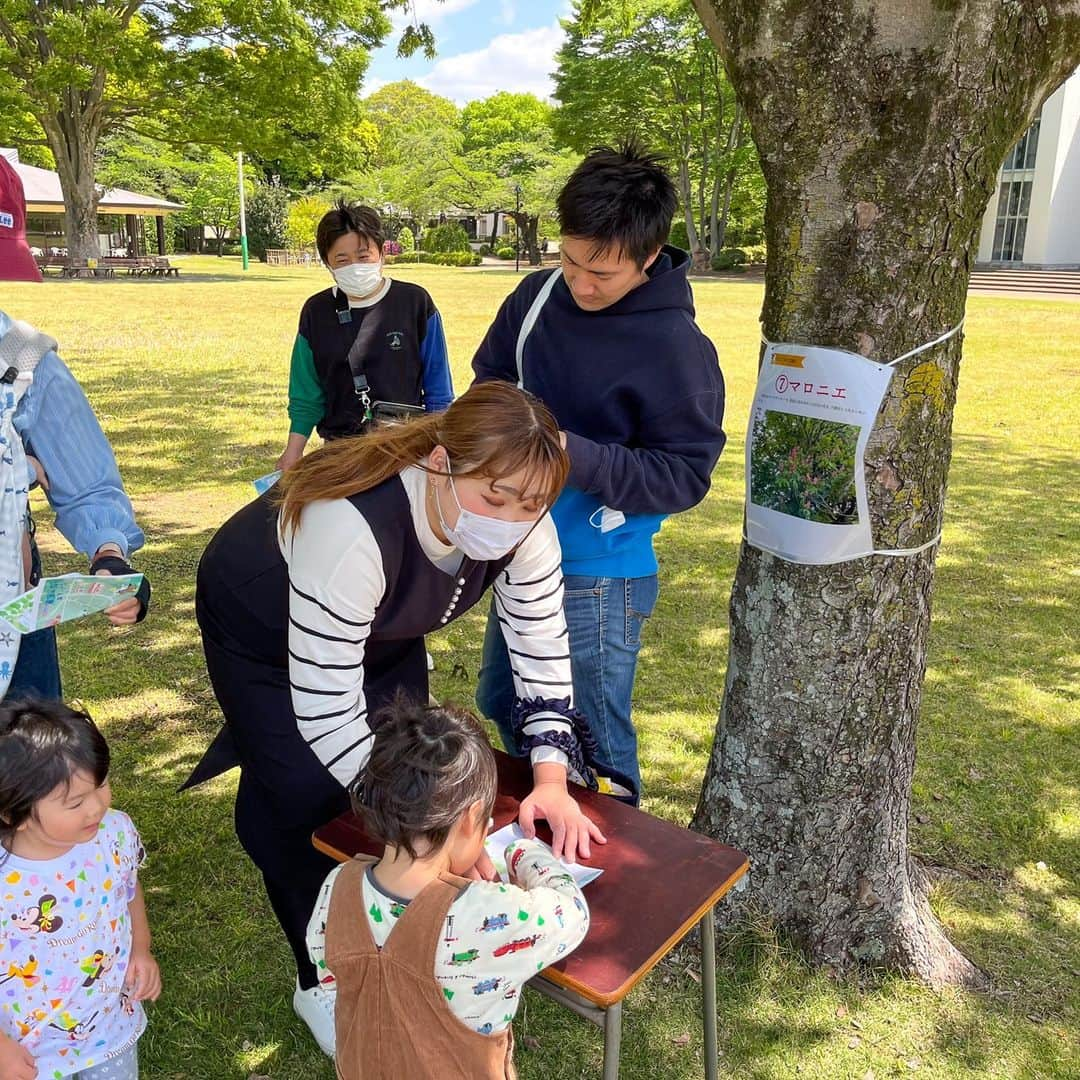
0, 313, 143, 559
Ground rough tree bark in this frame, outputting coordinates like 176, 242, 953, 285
688, 0, 1080, 986
40, 88, 105, 261
508, 211, 542, 266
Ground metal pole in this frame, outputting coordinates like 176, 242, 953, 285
237, 151, 249, 270
701, 908, 719, 1080
515, 184, 521, 273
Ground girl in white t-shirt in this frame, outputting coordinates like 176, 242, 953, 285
0, 701, 161, 1080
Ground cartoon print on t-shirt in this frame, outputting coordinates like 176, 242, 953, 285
48, 1009, 98, 1042
80, 946, 119, 987
10, 893, 64, 934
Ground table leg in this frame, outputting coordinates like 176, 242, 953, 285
602, 1000, 622, 1080
701, 906, 718, 1080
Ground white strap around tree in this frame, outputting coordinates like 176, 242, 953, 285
515, 268, 562, 388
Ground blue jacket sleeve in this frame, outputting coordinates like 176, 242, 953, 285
420, 310, 454, 412
13, 352, 144, 559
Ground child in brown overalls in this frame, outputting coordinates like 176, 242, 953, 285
306, 700, 591, 1078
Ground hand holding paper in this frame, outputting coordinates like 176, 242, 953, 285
485, 822, 603, 889
0, 574, 144, 634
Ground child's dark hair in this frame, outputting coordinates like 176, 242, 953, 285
557, 139, 678, 267
350, 698, 497, 860
0, 700, 110, 857
317, 199, 386, 263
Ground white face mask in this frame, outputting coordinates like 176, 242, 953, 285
433, 459, 537, 561
332, 261, 382, 297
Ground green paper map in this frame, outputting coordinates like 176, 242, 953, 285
0, 574, 143, 634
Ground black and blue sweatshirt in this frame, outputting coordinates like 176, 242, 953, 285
472, 245, 726, 577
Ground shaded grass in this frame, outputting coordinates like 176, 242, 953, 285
1, 254, 1076, 1077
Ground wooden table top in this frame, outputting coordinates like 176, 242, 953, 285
314, 751, 748, 1007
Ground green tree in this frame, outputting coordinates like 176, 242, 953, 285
452, 92, 575, 266
421, 222, 471, 254
460, 92, 554, 159
246, 184, 290, 260
286, 196, 332, 252
555, 0, 763, 266
359, 81, 467, 230
575, 0, 1080, 987
177, 151, 249, 257
0, 0, 394, 259
573, 0, 1080, 991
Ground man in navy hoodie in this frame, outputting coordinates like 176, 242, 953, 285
473, 142, 726, 804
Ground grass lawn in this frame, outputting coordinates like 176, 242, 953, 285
3, 253, 1077, 1079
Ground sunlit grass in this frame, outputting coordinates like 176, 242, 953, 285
2, 254, 1076, 1077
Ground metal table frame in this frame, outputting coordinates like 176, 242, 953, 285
528, 906, 719, 1080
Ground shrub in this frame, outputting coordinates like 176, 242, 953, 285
398, 226, 415, 254
384, 252, 481, 267
711, 247, 748, 271
495, 246, 516, 259
668, 220, 690, 251
743, 244, 768, 264
286, 195, 331, 251
422, 222, 472, 254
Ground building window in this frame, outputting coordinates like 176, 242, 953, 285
992, 112, 1041, 262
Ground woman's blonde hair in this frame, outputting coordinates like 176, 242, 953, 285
277, 381, 569, 535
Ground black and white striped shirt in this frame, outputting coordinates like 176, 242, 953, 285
279, 465, 574, 786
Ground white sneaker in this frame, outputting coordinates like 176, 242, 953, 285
293, 978, 336, 1057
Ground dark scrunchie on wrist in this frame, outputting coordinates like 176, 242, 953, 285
511, 696, 604, 791
89, 554, 151, 623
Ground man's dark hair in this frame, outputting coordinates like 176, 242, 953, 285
557, 140, 678, 267
316, 199, 385, 262
0, 700, 110, 862
348, 696, 497, 860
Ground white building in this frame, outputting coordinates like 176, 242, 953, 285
977, 67, 1080, 267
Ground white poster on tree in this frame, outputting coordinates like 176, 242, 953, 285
745, 342, 895, 565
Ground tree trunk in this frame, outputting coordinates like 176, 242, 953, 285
714, 104, 743, 252
677, 152, 711, 271
510, 213, 542, 266
39, 84, 105, 263
689, 0, 1080, 987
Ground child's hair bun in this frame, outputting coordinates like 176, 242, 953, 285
351, 694, 497, 859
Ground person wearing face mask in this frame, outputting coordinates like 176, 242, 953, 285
473, 142, 726, 807
276, 201, 453, 472
185, 382, 607, 1057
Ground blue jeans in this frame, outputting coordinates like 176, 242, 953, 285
6, 625, 61, 700
476, 574, 658, 804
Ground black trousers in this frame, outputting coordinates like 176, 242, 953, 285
200, 630, 350, 988
194, 577, 427, 988
190, 491, 429, 989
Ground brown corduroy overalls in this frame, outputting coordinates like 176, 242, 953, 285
325, 857, 517, 1080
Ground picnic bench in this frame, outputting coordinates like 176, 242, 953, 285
34, 256, 180, 278
314, 750, 748, 1079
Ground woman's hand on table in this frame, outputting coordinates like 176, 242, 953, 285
519, 764, 606, 863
